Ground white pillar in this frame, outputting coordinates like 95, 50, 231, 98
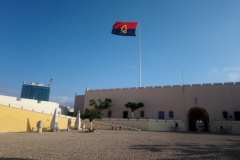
90, 121, 93, 130
75, 110, 82, 130
50, 108, 59, 132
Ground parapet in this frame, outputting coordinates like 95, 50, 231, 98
154, 86, 162, 88
85, 81, 240, 92
163, 85, 171, 88
172, 85, 181, 87
182, 84, 191, 87
224, 82, 234, 85
191, 84, 201, 86
213, 83, 223, 85
145, 86, 153, 88
202, 83, 212, 86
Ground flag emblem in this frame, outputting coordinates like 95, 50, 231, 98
121, 25, 128, 34
112, 22, 138, 36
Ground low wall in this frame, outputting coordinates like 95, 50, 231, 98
80, 120, 140, 131
94, 119, 240, 134
0, 104, 76, 133
209, 121, 240, 134
95, 118, 185, 131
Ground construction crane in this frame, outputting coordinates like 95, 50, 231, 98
48, 78, 53, 87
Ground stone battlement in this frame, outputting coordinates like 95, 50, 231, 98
86, 81, 240, 92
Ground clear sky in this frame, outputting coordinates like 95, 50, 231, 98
1, 0, 240, 107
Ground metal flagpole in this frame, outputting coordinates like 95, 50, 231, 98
182, 68, 187, 130
138, 22, 141, 87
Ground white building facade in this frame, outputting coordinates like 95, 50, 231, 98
74, 82, 240, 132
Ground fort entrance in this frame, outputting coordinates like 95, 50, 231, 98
187, 107, 209, 131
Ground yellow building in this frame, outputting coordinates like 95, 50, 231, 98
0, 95, 76, 133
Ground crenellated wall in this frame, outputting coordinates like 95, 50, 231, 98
74, 82, 240, 131
86, 82, 240, 91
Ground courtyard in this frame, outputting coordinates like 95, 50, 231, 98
0, 130, 239, 160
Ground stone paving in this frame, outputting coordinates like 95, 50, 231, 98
0, 130, 240, 160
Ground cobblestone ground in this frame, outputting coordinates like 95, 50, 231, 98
0, 130, 240, 160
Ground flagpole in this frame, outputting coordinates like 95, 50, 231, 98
139, 22, 142, 87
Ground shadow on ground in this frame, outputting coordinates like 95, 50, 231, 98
129, 141, 240, 159
0, 158, 34, 160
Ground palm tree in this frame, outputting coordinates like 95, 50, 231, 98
125, 102, 144, 118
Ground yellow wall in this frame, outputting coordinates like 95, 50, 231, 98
0, 104, 76, 132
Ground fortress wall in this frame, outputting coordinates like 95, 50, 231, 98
74, 95, 85, 116
81, 82, 240, 122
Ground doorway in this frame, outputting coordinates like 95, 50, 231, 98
234, 111, 240, 121
123, 111, 128, 118
187, 107, 209, 131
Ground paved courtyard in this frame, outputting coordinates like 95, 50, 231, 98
0, 130, 239, 160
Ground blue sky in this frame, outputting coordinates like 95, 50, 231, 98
1, 0, 240, 107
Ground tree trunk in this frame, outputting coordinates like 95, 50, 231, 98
89, 120, 93, 131
90, 121, 93, 130
132, 112, 134, 119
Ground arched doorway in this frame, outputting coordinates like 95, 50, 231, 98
187, 107, 209, 131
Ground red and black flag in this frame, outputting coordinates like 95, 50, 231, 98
112, 22, 138, 36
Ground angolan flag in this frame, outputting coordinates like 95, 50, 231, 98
111, 22, 138, 36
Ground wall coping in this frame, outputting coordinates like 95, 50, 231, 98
86, 81, 240, 91
100, 118, 183, 122
212, 121, 240, 124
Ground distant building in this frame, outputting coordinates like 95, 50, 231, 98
20, 82, 50, 101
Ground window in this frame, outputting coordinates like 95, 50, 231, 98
234, 111, 240, 121
223, 111, 228, 119
108, 111, 112, 118
123, 111, 128, 118
194, 97, 198, 105
169, 111, 174, 119
158, 111, 164, 119
140, 111, 144, 118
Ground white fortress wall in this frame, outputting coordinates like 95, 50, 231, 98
74, 95, 85, 116
84, 85, 186, 120
81, 82, 240, 122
